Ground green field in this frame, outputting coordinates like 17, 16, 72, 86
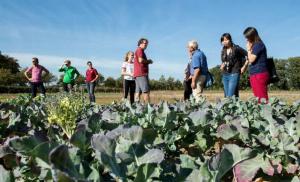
0, 90, 299, 104
1, 91, 299, 181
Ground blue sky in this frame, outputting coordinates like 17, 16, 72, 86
0, 0, 299, 80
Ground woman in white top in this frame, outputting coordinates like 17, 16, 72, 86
121, 51, 135, 104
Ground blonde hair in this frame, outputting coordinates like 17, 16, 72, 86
188, 40, 198, 49
124, 51, 134, 62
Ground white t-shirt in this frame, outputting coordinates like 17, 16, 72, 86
122, 62, 134, 80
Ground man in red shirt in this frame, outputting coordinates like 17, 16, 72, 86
134, 38, 153, 103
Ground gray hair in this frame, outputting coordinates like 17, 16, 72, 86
188, 40, 198, 49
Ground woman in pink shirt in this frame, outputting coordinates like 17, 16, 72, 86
24, 57, 49, 98
85, 61, 99, 103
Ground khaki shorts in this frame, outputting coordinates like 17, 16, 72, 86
192, 75, 206, 102
135, 76, 150, 93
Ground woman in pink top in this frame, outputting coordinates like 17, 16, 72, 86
24, 57, 49, 98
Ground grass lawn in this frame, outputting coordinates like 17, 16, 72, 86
0, 90, 299, 105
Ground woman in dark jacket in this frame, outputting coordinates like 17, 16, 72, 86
220, 33, 248, 97
243, 27, 269, 102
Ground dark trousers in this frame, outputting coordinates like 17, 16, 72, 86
63, 82, 74, 92
124, 79, 135, 104
183, 79, 192, 100
30, 82, 46, 98
86, 82, 96, 103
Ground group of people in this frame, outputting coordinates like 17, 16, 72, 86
183, 27, 270, 103
25, 26, 270, 104
25, 59, 99, 103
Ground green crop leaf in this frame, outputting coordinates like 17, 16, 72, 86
32, 141, 58, 166
208, 144, 255, 181
91, 134, 116, 157
233, 154, 263, 182
134, 164, 157, 182
49, 145, 83, 180
70, 126, 88, 151
188, 110, 209, 127
0, 165, 14, 182
8, 135, 42, 154
180, 154, 197, 169
216, 124, 239, 140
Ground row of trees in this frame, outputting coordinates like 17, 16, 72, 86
0, 53, 300, 91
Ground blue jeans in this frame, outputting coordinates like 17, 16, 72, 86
222, 73, 240, 97
86, 82, 96, 102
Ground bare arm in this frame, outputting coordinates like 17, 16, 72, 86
241, 59, 249, 74
121, 67, 133, 77
247, 52, 257, 64
91, 74, 99, 83
192, 68, 201, 82
246, 42, 257, 64
58, 65, 65, 72
74, 69, 80, 79
138, 57, 152, 64
43, 66, 50, 75
191, 68, 201, 89
24, 70, 31, 81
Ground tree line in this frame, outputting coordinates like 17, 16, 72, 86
0, 53, 300, 92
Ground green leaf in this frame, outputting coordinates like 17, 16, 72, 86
31, 141, 58, 164
188, 110, 209, 126
134, 164, 157, 182
296, 112, 300, 136
186, 164, 213, 182
87, 114, 102, 133
91, 134, 125, 179
70, 127, 88, 151
101, 109, 120, 123
49, 145, 82, 180
291, 176, 300, 182
278, 133, 299, 153
195, 132, 207, 151
138, 149, 164, 166
0, 165, 14, 182
106, 125, 143, 144
0, 145, 13, 158
180, 154, 197, 169
233, 154, 263, 182
8, 135, 42, 154
216, 124, 238, 140
208, 144, 255, 181
223, 144, 256, 166
91, 134, 116, 157
285, 118, 297, 138
260, 105, 279, 137
231, 118, 250, 141
87, 165, 101, 182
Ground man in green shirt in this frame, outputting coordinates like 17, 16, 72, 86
59, 60, 80, 92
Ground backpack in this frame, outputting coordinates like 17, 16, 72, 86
267, 57, 279, 84
205, 71, 214, 88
